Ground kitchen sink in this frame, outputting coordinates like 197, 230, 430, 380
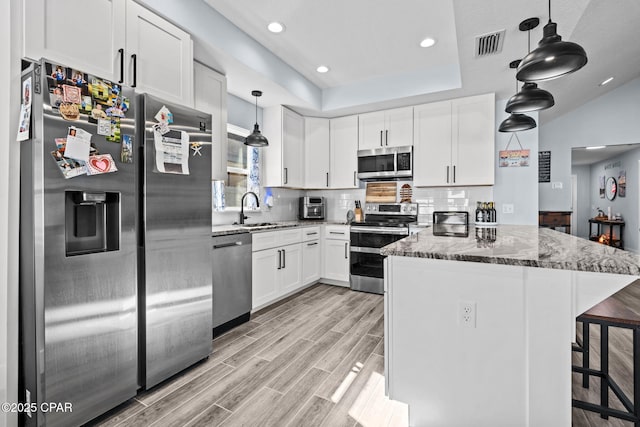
239, 222, 278, 228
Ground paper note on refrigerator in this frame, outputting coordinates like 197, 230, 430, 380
153, 128, 190, 175
64, 127, 92, 162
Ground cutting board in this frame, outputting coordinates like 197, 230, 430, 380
366, 182, 397, 203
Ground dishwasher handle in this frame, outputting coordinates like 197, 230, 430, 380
213, 241, 243, 249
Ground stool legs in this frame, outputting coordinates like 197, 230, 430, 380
582, 321, 590, 388
634, 328, 640, 427
601, 324, 609, 419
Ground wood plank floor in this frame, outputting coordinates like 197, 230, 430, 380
85, 282, 639, 426
86, 284, 408, 427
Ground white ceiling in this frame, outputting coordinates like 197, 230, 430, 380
572, 144, 640, 166
199, 0, 640, 123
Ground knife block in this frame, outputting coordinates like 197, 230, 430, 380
354, 207, 363, 222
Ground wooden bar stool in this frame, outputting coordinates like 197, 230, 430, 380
572, 294, 640, 425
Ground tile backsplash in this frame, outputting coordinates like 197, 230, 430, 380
212, 182, 493, 226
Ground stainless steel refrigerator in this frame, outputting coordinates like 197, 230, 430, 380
19, 59, 212, 427
136, 93, 213, 389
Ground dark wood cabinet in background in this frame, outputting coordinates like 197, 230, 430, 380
589, 218, 625, 249
539, 211, 572, 234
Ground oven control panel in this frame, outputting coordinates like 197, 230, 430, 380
365, 203, 418, 215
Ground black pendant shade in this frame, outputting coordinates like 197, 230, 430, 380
499, 113, 537, 132
245, 90, 269, 147
505, 82, 554, 113
516, 2, 587, 82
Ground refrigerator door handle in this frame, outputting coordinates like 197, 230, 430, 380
131, 54, 137, 87
118, 48, 124, 83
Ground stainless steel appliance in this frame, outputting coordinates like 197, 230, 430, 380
350, 203, 418, 294
298, 196, 325, 220
432, 211, 470, 237
357, 146, 412, 180
19, 61, 138, 427
19, 60, 212, 427
137, 94, 212, 389
212, 233, 252, 337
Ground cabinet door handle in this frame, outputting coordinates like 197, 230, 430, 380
284, 167, 288, 184
131, 54, 137, 87
453, 165, 456, 183
344, 242, 348, 259
277, 250, 282, 270
330, 231, 344, 235
353, 171, 356, 187
380, 130, 383, 146
306, 232, 318, 236
307, 242, 318, 246
118, 48, 124, 83
326, 172, 329, 187
282, 249, 286, 269
385, 130, 388, 146
446, 166, 449, 183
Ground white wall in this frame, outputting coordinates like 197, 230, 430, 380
227, 94, 263, 132
493, 99, 539, 225
586, 147, 640, 252
2, 0, 22, 426
540, 78, 640, 211
571, 164, 591, 239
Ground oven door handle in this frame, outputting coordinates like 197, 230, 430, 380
350, 246, 382, 255
350, 227, 408, 235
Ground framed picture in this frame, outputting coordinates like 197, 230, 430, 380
605, 176, 617, 201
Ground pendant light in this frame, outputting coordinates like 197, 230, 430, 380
516, 0, 587, 82
505, 18, 555, 113
500, 60, 537, 133
244, 90, 268, 147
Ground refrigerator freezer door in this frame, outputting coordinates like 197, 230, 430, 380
20, 61, 138, 427
139, 94, 213, 388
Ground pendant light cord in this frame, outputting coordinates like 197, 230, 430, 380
255, 95, 258, 125
548, 0, 552, 23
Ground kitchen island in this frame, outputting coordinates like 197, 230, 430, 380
381, 225, 640, 427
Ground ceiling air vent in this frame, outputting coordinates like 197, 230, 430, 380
475, 29, 505, 57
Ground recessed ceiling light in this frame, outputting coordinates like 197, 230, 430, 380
316, 65, 329, 73
599, 77, 614, 86
420, 37, 436, 48
267, 22, 285, 33
586, 146, 606, 150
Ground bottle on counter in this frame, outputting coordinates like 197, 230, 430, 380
475, 202, 483, 223
489, 202, 497, 223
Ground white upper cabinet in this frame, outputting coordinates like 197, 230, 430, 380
414, 93, 494, 187
358, 106, 413, 150
194, 62, 227, 181
126, 1, 194, 107
451, 95, 495, 186
25, 0, 194, 107
24, 0, 126, 82
304, 117, 330, 189
263, 106, 305, 188
330, 115, 359, 189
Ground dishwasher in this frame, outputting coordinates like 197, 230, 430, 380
212, 233, 252, 337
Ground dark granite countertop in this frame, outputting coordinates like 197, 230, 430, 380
380, 224, 640, 275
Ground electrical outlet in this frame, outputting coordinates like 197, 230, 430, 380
459, 301, 477, 328
502, 204, 514, 214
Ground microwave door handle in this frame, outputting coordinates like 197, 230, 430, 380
394, 151, 398, 173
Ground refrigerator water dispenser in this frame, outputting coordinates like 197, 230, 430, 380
65, 191, 120, 256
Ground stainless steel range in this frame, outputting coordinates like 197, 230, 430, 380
350, 203, 418, 294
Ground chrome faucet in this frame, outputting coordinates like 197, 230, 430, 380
239, 191, 260, 224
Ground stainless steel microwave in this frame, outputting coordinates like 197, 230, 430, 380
298, 197, 325, 220
357, 146, 412, 181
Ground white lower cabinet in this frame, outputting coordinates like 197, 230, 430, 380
252, 229, 304, 309
302, 226, 321, 285
322, 225, 350, 283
